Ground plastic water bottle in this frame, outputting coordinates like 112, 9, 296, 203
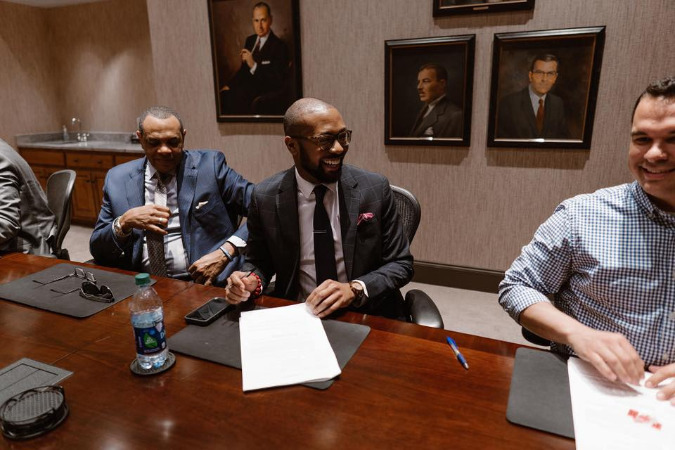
129, 273, 168, 369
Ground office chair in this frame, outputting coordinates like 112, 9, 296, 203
521, 328, 551, 347
390, 185, 444, 329
46, 170, 76, 260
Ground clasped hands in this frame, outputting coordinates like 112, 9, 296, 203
225, 273, 355, 318
570, 328, 675, 405
118, 205, 235, 286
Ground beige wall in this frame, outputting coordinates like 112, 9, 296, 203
2, 0, 673, 272
0, 2, 59, 143
45, 0, 156, 132
0, 0, 155, 144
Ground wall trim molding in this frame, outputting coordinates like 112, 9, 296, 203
413, 261, 505, 293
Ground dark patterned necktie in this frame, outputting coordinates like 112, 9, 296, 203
536, 98, 545, 134
147, 176, 168, 277
252, 38, 261, 56
313, 185, 337, 285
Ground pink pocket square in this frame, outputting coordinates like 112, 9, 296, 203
357, 212, 374, 226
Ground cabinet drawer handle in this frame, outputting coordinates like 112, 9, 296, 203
73, 159, 79, 163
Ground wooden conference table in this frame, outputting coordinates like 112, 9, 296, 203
0, 254, 573, 449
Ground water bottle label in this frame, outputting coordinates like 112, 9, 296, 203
133, 320, 166, 355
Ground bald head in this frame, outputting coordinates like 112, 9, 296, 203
283, 98, 337, 136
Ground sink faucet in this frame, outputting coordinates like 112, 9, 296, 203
71, 117, 89, 142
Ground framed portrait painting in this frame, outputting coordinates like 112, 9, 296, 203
487, 26, 605, 148
433, 0, 535, 16
385, 35, 475, 146
208, 0, 302, 122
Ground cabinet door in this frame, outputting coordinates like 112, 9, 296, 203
71, 172, 98, 225
92, 170, 108, 216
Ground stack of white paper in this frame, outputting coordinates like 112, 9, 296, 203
239, 303, 341, 392
568, 358, 675, 450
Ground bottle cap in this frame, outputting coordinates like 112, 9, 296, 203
135, 273, 151, 286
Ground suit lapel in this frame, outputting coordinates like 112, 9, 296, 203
277, 169, 300, 298
127, 158, 146, 268
177, 151, 198, 258
126, 158, 145, 209
339, 167, 359, 279
414, 99, 446, 136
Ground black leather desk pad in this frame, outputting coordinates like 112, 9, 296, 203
506, 347, 575, 439
169, 307, 371, 390
0, 263, 149, 318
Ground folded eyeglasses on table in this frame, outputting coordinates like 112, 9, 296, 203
33, 267, 115, 303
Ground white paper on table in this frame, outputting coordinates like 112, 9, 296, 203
239, 303, 341, 392
568, 357, 675, 450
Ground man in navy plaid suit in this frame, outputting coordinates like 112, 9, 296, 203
225, 98, 413, 319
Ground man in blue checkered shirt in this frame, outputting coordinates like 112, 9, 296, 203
499, 76, 675, 405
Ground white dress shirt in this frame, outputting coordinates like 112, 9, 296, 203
528, 85, 547, 116
295, 169, 348, 300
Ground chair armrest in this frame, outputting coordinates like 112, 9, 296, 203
521, 327, 551, 347
405, 289, 444, 329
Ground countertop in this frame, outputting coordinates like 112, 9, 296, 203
16, 132, 143, 153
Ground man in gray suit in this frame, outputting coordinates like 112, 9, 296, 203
410, 63, 463, 138
0, 139, 56, 256
225, 98, 413, 319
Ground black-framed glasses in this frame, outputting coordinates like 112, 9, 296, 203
34, 267, 89, 286
49, 270, 97, 294
290, 129, 352, 152
531, 70, 558, 79
79, 281, 115, 303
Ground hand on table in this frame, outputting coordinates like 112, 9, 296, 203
568, 328, 645, 385
188, 245, 233, 285
120, 205, 170, 235
646, 363, 675, 405
225, 271, 258, 305
306, 280, 354, 318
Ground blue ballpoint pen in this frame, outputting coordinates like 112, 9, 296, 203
446, 336, 469, 370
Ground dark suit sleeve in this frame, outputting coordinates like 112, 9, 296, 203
241, 186, 274, 289
357, 180, 414, 301
89, 171, 134, 267
213, 151, 254, 243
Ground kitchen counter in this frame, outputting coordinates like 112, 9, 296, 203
16, 132, 144, 225
16, 131, 143, 153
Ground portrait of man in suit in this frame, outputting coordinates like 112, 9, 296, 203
385, 35, 474, 146
217, 1, 292, 116
496, 54, 570, 139
409, 63, 463, 138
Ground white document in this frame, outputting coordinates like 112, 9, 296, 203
239, 303, 341, 392
568, 357, 675, 450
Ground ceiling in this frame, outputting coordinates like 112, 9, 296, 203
2, 0, 108, 7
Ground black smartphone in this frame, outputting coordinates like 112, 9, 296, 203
184, 297, 231, 326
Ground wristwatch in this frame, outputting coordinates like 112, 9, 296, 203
349, 281, 365, 307
113, 216, 131, 238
